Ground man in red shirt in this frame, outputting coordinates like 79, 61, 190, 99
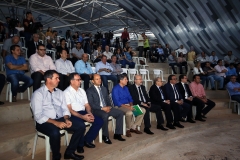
121, 28, 130, 48
189, 75, 215, 121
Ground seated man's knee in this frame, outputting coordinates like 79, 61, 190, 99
125, 110, 133, 117
141, 107, 146, 114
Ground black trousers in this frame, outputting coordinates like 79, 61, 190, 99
36, 117, 85, 159
92, 108, 124, 137
0, 74, 6, 95
80, 74, 91, 90
170, 102, 190, 122
31, 72, 44, 92
184, 98, 204, 119
193, 98, 215, 118
58, 74, 69, 91
150, 103, 173, 125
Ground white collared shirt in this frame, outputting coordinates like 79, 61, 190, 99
181, 82, 188, 99
55, 58, 75, 75
64, 86, 88, 111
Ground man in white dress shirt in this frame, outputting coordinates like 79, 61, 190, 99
95, 55, 118, 92
175, 45, 187, 55
29, 44, 56, 92
64, 73, 103, 153
31, 70, 85, 160
55, 49, 75, 90
103, 45, 113, 63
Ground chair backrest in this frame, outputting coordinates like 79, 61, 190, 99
226, 89, 234, 101
138, 57, 147, 65
128, 69, 139, 82
46, 49, 56, 61
139, 69, 151, 80
39, 39, 43, 44
22, 47, 28, 60
132, 57, 139, 64
121, 68, 128, 74
109, 93, 115, 107
91, 67, 96, 73
153, 69, 164, 81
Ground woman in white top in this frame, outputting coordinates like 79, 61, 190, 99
193, 61, 208, 86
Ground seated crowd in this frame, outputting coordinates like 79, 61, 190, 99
0, 26, 240, 160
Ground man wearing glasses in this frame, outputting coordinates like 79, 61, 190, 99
164, 75, 190, 128
55, 49, 75, 90
29, 44, 56, 92
75, 53, 93, 90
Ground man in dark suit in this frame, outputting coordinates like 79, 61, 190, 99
164, 43, 172, 58
128, 75, 154, 135
164, 75, 191, 128
176, 75, 201, 122
86, 74, 125, 144
27, 33, 42, 58
149, 77, 175, 130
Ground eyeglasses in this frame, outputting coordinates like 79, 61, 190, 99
38, 49, 46, 51
73, 79, 81, 81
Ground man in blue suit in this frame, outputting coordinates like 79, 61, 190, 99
164, 75, 190, 128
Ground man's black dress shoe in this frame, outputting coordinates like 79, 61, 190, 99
64, 153, 84, 160
195, 117, 206, 122
0, 101, 4, 105
77, 147, 84, 153
102, 136, 112, 144
144, 128, 154, 134
179, 117, 186, 122
157, 125, 168, 131
187, 119, 196, 123
166, 123, 176, 129
84, 142, 95, 148
113, 134, 126, 141
173, 122, 184, 128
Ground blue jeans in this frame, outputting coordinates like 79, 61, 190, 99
200, 75, 208, 87
121, 59, 135, 68
100, 75, 118, 91
71, 111, 103, 147
232, 95, 240, 103
7, 74, 33, 96
207, 75, 224, 89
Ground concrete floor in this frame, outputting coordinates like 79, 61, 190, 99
124, 124, 240, 160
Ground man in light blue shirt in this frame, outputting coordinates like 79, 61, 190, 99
157, 44, 166, 62
227, 75, 240, 103
75, 53, 93, 90
95, 55, 117, 92
226, 63, 238, 83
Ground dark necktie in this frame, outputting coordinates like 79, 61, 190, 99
138, 87, 145, 102
173, 85, 179, 100
158, 87, 164, 100
98, 87, 106, 107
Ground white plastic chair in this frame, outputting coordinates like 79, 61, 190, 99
128, 69, 139, 84
46, 49, 56, 62
139, 69, 153, 90
20, 37, 25, 47
153, 69, 166, 82
121, 68, 128, 74
6, 81, 30, 102
110, 47, 115, 53
30, 104, 69, 160
138, 57, 149, 69
227, 89, 240, 114
39, 39, 43, 44
132, 57, 141, 69
91, 67, 96, 73
22, 47, 28, 60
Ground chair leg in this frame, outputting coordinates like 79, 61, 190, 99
32, 134, 38, 159
27, 87, 30, 101
20, 93, 23, 99
64, 130, 69, 146
238, 103, 240, 115
112, 118, 115, 133
45, 136, 50, 160
9, 84, 12, 103
6, 83, 9, 101
123, 115, 126, 136
99, 128, 102, 143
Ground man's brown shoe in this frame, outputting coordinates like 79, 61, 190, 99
130, 128, 142, 134
126, 130, 132, 137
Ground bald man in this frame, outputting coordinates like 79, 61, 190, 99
2, 36, 22, 58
